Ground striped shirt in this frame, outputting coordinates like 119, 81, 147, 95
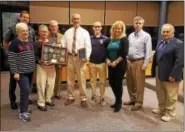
8, 39, 36, 74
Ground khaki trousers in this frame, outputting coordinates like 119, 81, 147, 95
36, 64, 56, 107
54, 65, 62, 96
67, 55, 87, 101
88, 62, 106, 98
155, 67, 179, 116
126, 60, 145, 106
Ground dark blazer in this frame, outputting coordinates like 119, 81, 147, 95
151, 38, 184, 82
105, 37, 129, 78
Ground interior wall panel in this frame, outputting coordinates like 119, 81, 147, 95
167, 1, 184, 26
137, 2, 159, 27
30, 2, 69, 24
105, 2, 137, 26
70, 2, 105, 25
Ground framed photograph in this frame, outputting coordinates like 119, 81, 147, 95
78, 48, 86, 60
41, 44, 67, 65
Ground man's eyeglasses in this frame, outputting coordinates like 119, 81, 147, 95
94, 26, 102, 28
135, 22, 142, 25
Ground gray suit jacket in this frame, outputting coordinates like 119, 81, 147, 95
152, 38, 184, 82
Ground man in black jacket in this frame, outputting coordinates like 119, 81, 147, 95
151, 24, 184, 122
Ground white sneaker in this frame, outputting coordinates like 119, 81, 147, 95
161, 114, 175, 122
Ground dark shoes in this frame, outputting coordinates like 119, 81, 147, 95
37, 105, 47, 111
81, 101, 88, 108
131, 105, 142, 111
110, 104, 116, 108
124, 100, 142, 111
54, 95, 61, 99
32, 84, 37, 93
46, 102, 55, 107
64, 99, 75, 106
114, 104, 122, 112
11, 102, 18, 110
29, 99, 33, 105
110, 103, 122, 112
37, 101, 54, 111
123, 101, 135, 105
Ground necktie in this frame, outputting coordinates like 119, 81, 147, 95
72, 28, 77, 55
158, 40, 167, 50
157, 40, 167, 61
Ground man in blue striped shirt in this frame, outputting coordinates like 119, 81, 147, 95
124, 16, 152, 111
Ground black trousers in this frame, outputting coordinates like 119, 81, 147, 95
108, 63, 126, 105
18, 73, 33, 113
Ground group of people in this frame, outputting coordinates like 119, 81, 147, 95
3, 11, 184, 123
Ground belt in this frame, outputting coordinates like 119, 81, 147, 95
128, 57, 144, 62
68, 52, 77, 56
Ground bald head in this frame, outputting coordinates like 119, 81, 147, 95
71, 13, 81, 28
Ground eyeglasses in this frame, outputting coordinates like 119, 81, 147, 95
135, 22, 142, 25
94, 26, 102, 28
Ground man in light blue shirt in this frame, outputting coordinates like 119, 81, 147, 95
124, 16, 152, 111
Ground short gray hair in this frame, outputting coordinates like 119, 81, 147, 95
15, 22, 28, 33
49, 20, 58, 26
161, 23, 175, 35
39, 25, 49, 31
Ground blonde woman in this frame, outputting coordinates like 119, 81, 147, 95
105, 21, 129, 112
35, 25, 56, 111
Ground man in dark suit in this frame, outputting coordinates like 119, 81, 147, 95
151, 23, 184, 122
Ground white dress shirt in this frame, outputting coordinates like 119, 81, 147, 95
61, 26, 92, 60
